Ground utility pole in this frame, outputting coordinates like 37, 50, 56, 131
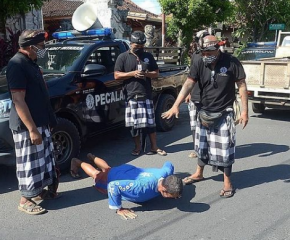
162, 10, 165, 47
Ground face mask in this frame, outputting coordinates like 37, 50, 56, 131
133, 48, 144, 55
33, 46, 47, 59
202, 55, 217, 66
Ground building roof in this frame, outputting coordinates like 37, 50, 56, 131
42, 0, 160, 20
118, 0, 159, 19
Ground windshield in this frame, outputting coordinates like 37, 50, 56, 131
238, 48, 275, 61
38, 46, 85, 73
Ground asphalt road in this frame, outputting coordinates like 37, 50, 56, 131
1, 104, 290, 240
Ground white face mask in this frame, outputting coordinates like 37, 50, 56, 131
33, 45, 47, 59
202, 55, 217, 65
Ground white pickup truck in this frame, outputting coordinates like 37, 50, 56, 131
241, 31, 290, 113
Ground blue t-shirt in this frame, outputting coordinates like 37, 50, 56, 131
107, 161, 174, 209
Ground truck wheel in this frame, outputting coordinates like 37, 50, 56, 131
252, 103, 265, 113
155, 94, 176, 132
51, 118, 81, 171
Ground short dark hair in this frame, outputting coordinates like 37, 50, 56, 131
162, 175, 183, 195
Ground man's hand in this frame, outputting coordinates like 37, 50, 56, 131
239, 111, 249, 129
134, 70, 145, 79
161, 105, 179, 119
29, 129, 43, 145
185, 94, 191, 103
117, 208, 137, 220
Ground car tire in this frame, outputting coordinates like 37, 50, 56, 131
51, 118, 81, 171
155, 94, 176, 132
252, 103, 265, 113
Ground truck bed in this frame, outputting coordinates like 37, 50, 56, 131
242, 60, 290, 89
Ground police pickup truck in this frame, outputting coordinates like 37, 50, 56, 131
0, 28, 187, 170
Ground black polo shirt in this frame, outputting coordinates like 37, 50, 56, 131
188, 52, 246, 112
114, 51, 159, 100
6, 52, 57, 131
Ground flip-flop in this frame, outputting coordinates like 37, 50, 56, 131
220, 189, 235, 198
131, 150, 141, 156
147, 149, 167, 156
182, 176, 204, 185
18, 200, 47, 215
70, 170, 81, 179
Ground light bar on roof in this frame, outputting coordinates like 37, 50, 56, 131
52, 28, 112, 40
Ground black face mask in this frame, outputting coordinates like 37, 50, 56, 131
133, 48, 144, 55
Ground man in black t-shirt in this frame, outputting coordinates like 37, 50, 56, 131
114, 31, 166, 156
6, 29, 60, 215
162, 35, 249, 198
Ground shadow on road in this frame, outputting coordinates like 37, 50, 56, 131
0, 165, 17, 194
42, 186, 107, 210
251, 109, 290, 122
236, 143, 289, 159
211, 164, 290, 190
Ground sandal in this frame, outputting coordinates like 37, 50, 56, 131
182, 176, 204, 185
220, 189, 235, 198
32, 189, 62, 201
131, 149, 141, 156
70, 170, 81, 179
18, 200, 46, 215
146, 149, 167, 156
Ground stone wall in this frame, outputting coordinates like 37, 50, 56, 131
3, 9, 43, 39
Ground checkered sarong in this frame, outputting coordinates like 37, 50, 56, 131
125, 99, 155, 129
195, 111, 236, 167
12, 126, 56, 198
188, 100, 198, 131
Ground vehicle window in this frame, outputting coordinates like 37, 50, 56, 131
238, 48, 275, 61
38, 46, 85, 73
86, 46, 121, 73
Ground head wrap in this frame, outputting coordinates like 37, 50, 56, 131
131, 31, 146, 44
200, 36, 219, 51
18, 30, 46, 47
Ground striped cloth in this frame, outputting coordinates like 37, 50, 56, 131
194, 111, 236, 167
125, 99, 155, 129
12, 126, 56, 198
188, 100, 198, 131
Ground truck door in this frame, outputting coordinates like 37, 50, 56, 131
81, 43, 125, 128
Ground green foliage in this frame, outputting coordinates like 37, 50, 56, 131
159, 0, 234, 46
230, 0, 290, 42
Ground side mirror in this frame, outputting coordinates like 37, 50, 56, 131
81, 64, 106, 78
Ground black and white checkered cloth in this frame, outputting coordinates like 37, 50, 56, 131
12, 126, 56, 198
188, 100, 198, 131
194, 111, 235, 167
125, 99, 155, 129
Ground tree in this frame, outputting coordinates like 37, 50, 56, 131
158, 0, 234, 47
232, 0, 290, 42
0, 0, 48, 39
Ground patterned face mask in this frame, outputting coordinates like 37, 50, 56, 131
33, 45, 47, 59
202, 55, 217, 65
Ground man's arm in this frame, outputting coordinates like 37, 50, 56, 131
107, 180, 137, 220
11, 91, 42, 144
161, 77, 196, 119
144, 69, 159, 79
236, 79, 249, 129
